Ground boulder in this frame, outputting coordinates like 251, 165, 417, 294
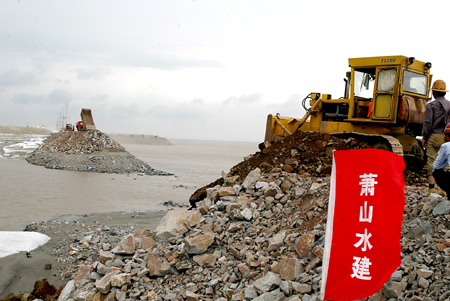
155, 210, 191, 241
242, 168, 261, 189
253, 272, 281, 293
185, 232, 215, 254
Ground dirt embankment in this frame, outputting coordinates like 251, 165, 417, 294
0, 126, 52, 136
107, 133, 173, 146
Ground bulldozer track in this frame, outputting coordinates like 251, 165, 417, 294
381, 135, 404, 156
332, 132, 404, 157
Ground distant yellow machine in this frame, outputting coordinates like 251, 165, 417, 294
80, 108, 96, 131
264, 55, 432, 169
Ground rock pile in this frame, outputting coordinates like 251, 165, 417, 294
31, 130, 125, 154
190, 131, 426, 206
25, 130, 171, 175
5, 131, 445, 301
13, 166, 447, 301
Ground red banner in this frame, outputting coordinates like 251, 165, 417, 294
321, 149, 405, 300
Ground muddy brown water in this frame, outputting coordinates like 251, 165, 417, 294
0, 140, 258, 231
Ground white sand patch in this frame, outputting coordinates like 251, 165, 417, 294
0, 231, 50, 258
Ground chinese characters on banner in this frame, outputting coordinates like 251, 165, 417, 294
321, 149, 405, 300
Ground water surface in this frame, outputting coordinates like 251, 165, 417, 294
0, 139, 258, 230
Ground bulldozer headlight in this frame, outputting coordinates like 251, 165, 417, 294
310, 93, 320, 100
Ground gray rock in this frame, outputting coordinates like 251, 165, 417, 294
418, 277, 430, 289
240, 208, 253, 221
208, 278, 220, 288
252, 288, 285, 301
268, 231, 286, 252
58, 280, 76, 301
256, 181, 269, 190
433, 200, 450, 216
254, 271, 282, 293
184, 232, 215, 254
216, 200, 225, 211
110, 234, 136, 255
112, 258, 125, 268
185, 290, 200, 301
381, 280, 402, 299
73, 290, 89, 301
293, 283, 311, 294
244, 285, 258, 299
115, 291, 126, 301
417, 268, 433, 279
96, 263, 111, 275
280, 280, 292, 295
390, 270, 402, 282
242, 168, 261, 189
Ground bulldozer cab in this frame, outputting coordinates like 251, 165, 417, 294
347, 56, 432, 124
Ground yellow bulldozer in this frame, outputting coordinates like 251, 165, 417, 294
264, 55, 433, 169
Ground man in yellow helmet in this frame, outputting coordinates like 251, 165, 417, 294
423, 80, 450, 195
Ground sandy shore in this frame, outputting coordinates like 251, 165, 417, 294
0, 210, 169, 296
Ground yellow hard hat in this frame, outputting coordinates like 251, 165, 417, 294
431, 80, 448, 92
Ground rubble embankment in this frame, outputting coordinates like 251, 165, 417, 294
5, 131, 448, 301
25, 130, 171, 175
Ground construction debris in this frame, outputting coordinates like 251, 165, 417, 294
3, 131, 443, 301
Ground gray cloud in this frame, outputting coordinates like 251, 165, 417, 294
75, 67, 111, 80
108, 103, 140, 120
30, 54, 52, 74
12, 89, 74, 105
190, 98, 204, 105
56, 78, 71, 84
222, 93, 263, 105
48, 89, 73, 103
12, 93, 46, 104
265, 94, 305, 116
91, 94, 108, 102
0, 69, 38, 86
147, 99, 208, 120
113, 56, 224, 70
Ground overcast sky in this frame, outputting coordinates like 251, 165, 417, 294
1, 0, 449, 141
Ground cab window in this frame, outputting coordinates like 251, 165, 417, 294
403, 70, 427, 95
377, 69, 396, 92
354, 70, 375, 98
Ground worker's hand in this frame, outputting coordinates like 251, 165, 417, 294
423, 140, 427, 148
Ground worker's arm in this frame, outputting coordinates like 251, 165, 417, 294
423, 105, 434, 143
433, 143, 449, 171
